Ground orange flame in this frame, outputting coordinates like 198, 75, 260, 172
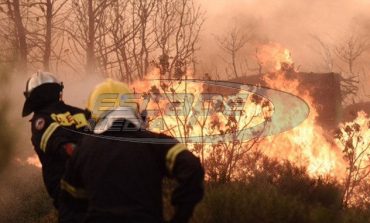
130, 69, 268, 142
261, 69, 345, 177
257, 43, 295, 71
127, 45, 367, 181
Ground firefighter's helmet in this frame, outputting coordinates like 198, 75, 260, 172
22, 71, 64, 117
87, 79, 138, 121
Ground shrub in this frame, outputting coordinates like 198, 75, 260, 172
191, 158, 354, 223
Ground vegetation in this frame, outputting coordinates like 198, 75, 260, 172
0, 0, 205, 80
191, 155, 370, 223
335, 112, 370, 208
2, 155, 369, 223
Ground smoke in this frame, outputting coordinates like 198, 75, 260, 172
0, 72, 104, 221
198, 0, 370, 72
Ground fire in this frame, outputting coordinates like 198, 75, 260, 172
257, 43, 295, 71
131, 69, 269, 144
253, 45, 347, 177
261, 69, 345, 177
127, 45, 367, 180
336, 111, 370, 172
16, 154, 42, 168
335, 111, 370, 206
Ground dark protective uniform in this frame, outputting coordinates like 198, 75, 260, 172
61, 118, 204, 223
30, 100, 90, 208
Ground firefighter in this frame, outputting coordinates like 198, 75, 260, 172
60, 79, 204, 223
22, 71, 90, 221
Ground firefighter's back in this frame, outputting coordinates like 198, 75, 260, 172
61, 79, 204, 223
73, 129, 175, 222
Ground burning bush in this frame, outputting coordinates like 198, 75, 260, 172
335, 111, 370, 208
131, 70, 272, 182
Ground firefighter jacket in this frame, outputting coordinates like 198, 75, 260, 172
30, 101, 90, 208
61, 109, 204, 223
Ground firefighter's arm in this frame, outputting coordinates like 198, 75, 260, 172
38, 121, 79, 157
59, 149, 88, 223
166, 144, 205, 223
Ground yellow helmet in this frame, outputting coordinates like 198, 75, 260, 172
87, 79, 138, 120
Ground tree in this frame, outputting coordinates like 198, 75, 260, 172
25, 0, 69, 71
10, 0, 27, 69
65, 0, 112, 75
0, 0, 28, 71
0, 0, 205, 78
137, 76, 272, 182
203, 94, 271, 182
334, 34, 368, 104
310, 35, 334, 72
215, 23, 254, 78
64, 0, 204, 81
311, 32, 369, 104
0, 0, 71, 72
154, 0, 205, 79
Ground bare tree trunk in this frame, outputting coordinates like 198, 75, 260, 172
231, 50, 238, 78
43, 0, 52, 70
170, 0, 186, 79
86, 0, 95, 74
139, 2, 148, 78
12, 0, 27, 71
120, 47, 132, 82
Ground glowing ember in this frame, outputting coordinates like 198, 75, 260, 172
26, 155, 42, 168
16, 154, 42, 168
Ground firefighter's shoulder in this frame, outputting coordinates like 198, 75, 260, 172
31, 113, 57, 150
48, 102, 90, 129
143, 131, 188, 175
31, 113, 54, 134
61, 103, 91, 118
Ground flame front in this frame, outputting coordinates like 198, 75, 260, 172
261, 67, 345, 177
129, 45, 355, 180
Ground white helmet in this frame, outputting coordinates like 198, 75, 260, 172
22, 71, 64, 117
